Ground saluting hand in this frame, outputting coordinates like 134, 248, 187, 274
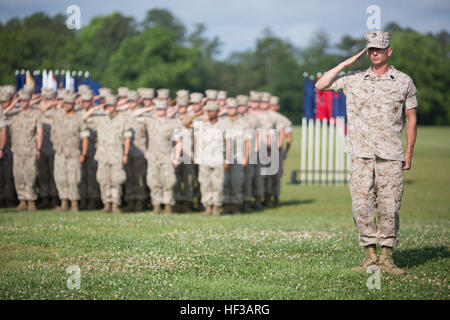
342, 48, 367, 68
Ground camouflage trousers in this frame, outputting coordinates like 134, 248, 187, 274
349, 157, 403, 248
174, 163, 195, 202
37, 154, 58, 198
97, 162, 126, 205
224, 164, 244, 204
198, 165, 224, 206
54, 154, 81, 201
147, 161, 176, 206
80, 156, 101, 200
0, 151, 16, 201
124, 157, 148, 201
251, 163, 264, 198
271, 148, 285, 196
13, 154, 37, 201
242, 164, 254, 202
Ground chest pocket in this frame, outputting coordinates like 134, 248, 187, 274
379, 91, 405, 125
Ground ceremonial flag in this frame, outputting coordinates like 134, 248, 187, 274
303, 75, 316, 119
33, 71, 42, 93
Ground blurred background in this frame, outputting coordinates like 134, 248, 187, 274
0, 0, 449, 125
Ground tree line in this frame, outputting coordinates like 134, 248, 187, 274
0, 9, 448, 124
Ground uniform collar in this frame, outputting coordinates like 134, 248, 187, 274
363, 65, 397, 81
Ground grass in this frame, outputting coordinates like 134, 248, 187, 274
0, 126, 448, 300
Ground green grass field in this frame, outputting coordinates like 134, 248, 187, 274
0, 126, 448, 300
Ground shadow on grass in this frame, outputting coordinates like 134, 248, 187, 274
394, 246, 449, 268
279, 199, 315, 206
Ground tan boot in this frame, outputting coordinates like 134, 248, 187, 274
100, 202, 112, 213
15, 200, 28, 212
352, 245, 378, 271
152, 204, 161, 215
27, 200, 37, 211
71, 200, 79, 212
212, 205, 221, 216
54, 199, 70, 211
201, 205, 212, 216
379, 246, 406, 275
111, 203, 120, 213
164, 204, 173, 214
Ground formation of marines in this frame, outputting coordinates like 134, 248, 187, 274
0, 84, 292, 216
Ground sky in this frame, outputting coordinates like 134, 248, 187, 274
1, 0, 449, 59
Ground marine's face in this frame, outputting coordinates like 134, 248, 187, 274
81, 100, 91, 109
227, 107, 237, 116
106, 105, 116, 115
237, 105, 247, 114
178, 106, 187, 114
19, 99, 30, 109
1, 100, 10, 109
63, 102, 74, 112
248, 101, 260, 109
260, 102, 269, 110
192, 103, 202, 111
156, 109, 166, 117
270, 104, 280, 111
367, 47, 392, 66
207, 110, 218, 120
142, 99, 152, 107
128, 101, 137, 109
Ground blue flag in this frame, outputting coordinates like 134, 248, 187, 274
303, 76, 316, 119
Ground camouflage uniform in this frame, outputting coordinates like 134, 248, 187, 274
7, 108, 42, 201
124, 109, 148, 203
196, 118, 226, 207
0, 109, 16, 204
242, 113, 261, 202
174, 115, 195, 203
222, 116, 246, 205
144, 117, 180, 206
256, 111, 278, 196
80, 110, 101, 203
37, 106, 58, 201
49, 109, 89, 201
90, 111, 132, 205
271, 111, 292, 197
331, 66, 418, 247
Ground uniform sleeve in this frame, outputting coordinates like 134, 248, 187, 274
405, 77, 418, 110
79, 115, 90, 139
284, 118, 293, 134
123, 117, 132, 139
35, 112, 43, 130
0, 110, 6, 128
331, 74, 347, 93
